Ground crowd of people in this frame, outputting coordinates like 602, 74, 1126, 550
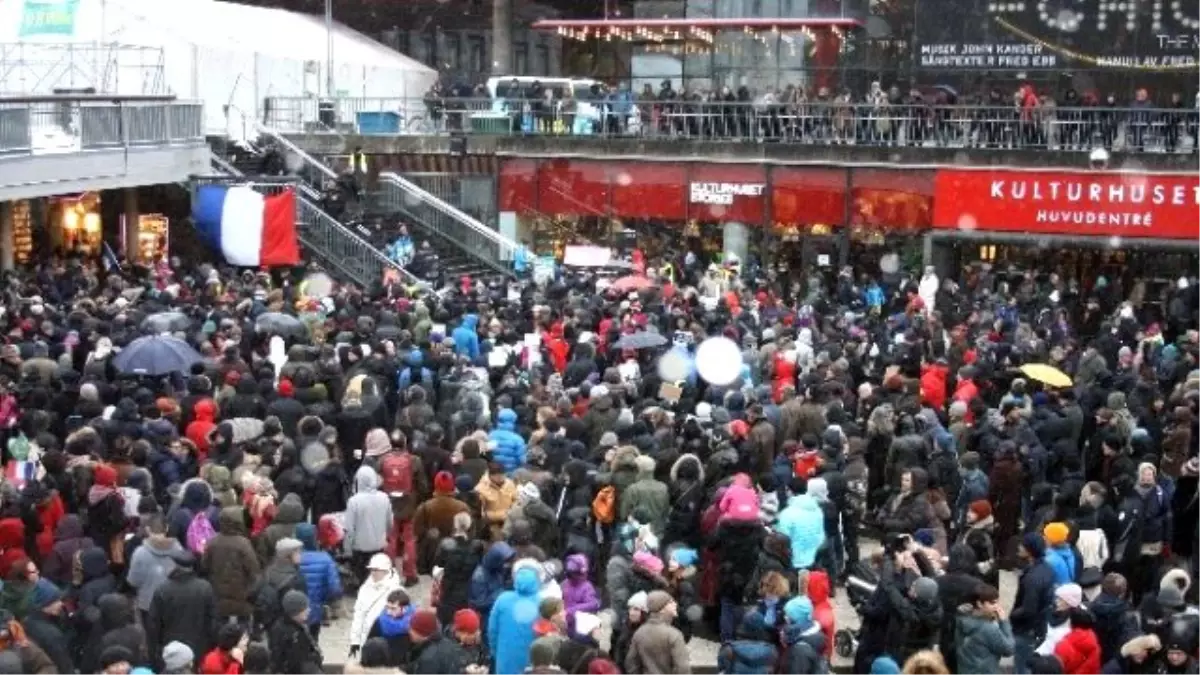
0, 244, 1192, 675
421, 79, 1199, 151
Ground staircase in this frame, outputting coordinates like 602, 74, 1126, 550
205, 140, 421, 289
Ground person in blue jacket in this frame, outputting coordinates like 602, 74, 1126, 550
1042, 522, 1078, 585
488, 409, 526, 474
865, 280, 886, 312
487, 565, 540, 675
469, 541, 515, 629
452, 314, 480, 361
295, 522, 342, 641
774, 477, 827, 571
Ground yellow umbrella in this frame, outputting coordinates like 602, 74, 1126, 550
1020, 363, 1073, 388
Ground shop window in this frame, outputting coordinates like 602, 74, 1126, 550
11, 200, 31, 264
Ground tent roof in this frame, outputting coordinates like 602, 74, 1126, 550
2, 0, 434, 74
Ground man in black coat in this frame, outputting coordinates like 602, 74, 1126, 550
267, 591, 324, 673
407, 608, 466, 674
146, 553, 217, 671
1009, 532, 1056, 675
266, 380, 307, 437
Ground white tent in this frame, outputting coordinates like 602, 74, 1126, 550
0, 0, 438, 134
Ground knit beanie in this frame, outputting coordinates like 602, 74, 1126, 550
281, 589, 309, 619
409, 608, 440, 639
969, 500, 992, 520
1043, 522, 1070, 546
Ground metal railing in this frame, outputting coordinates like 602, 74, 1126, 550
208, 152, 421, 289
377, 170, 518, 276
265, 96, 1200, 153
0, 96, 204, 156
240, 107, 521, 276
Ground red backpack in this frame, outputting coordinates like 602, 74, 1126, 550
378, 451, 416, 519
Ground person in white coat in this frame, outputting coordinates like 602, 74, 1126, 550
918, 266, 939, 314
348, 553, 402, 661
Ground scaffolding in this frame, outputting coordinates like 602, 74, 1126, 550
0, 42, 167, 95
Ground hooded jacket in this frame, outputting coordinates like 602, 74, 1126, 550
349, 569, 402, 648
127, 532, 184, 612
489, 409, 527, 474
185, 399, 218, 458
620, 458, 670, 534
488, 566, 541, 675
257, 492, 306, 563
202, 506, 261, 618
956, 606, 1015, 674
469, 541, 515, 622
775, 493, 825, 570
562, 554, 600, 618
43, 514, 93, 586
345, 466, 392, 553
452, 315, 481, 362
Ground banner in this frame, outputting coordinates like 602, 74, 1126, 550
20, 0, 80, 37
932, 169, 1200, 240
915, 0, 1198, 70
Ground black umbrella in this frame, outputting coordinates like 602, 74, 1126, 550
141, 311, 191, 334
613, 331, 668, 350
112, 335, 203, 375
255, 312, 308, 339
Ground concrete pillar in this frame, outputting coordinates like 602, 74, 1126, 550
0, 202, 13, 272
491, 0, 512, 75
122, 188, 139, 261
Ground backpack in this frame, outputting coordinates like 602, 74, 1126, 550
186, 511, 217, 554
379, 451, 416, 520
592, 485, 616, 525
253, 573, 297, 629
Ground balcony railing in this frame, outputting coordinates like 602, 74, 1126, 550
0, 95, 204, 157
265, 95, 1199, 154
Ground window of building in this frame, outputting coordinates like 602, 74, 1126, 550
444, 34, 461, 69
468, 36, 485, 73
536, 45, 550, 75
420, 35, 435, 66
515, 42, 528, 74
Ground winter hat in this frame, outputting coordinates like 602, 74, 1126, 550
281, 589, 309, 619
364, 428, 391, 457
93, 463, 118, 488
455, 473, 475, 493
628, 591, 649, 613
1054, 583, 1083, 609
162, 641, 194, 672
588, 658, 621, 675
30, 579, 62, 610
969, 500, 992, 520
783, 596, 814, 625
598, 432, 619, 449
275, 537, 303, 558
574, 611, 602, 637
1043, 522, 1070, 546
518, 482, 542, 504
277, 379, 295, 397
294, 523, 318, 551
695, 402, 712, 423
409, 608, 440, 639
1022, 532, 1047, 558
434, 471, 455, 494
670, 547, 699, 568
99, 645, 135, 671
1158, 583, 1187, 611
453, 608, 480, 634
912, 577, 940, 604
633, 551, 664, 576
590, 384, 609, 400
646, 590, 673, 614
367, 553, 393, 571
634, 455, 656, 475
871, 656, 901, 674
914, 529, 937, 548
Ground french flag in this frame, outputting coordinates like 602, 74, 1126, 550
192, 184, 301, 267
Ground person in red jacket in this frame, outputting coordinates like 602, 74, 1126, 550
31, 485, 64, 563
920, 359, 950, 411
199, 623, 247, 674
953, 365, 980, 405
185, 399, 218, 461
806, 569, 836, 658
0, 518, 26, 577
544, 323, 569, 374
1053, 608, 1102, 675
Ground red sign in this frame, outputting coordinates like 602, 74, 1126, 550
933, 169, 1200, 240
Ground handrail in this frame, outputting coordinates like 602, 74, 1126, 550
208, 151, 423, 288
378, 171, 518, 254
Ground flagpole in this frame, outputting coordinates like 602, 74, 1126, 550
325, 0, 334, 96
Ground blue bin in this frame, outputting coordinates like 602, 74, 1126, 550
355, 111, 401, 134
